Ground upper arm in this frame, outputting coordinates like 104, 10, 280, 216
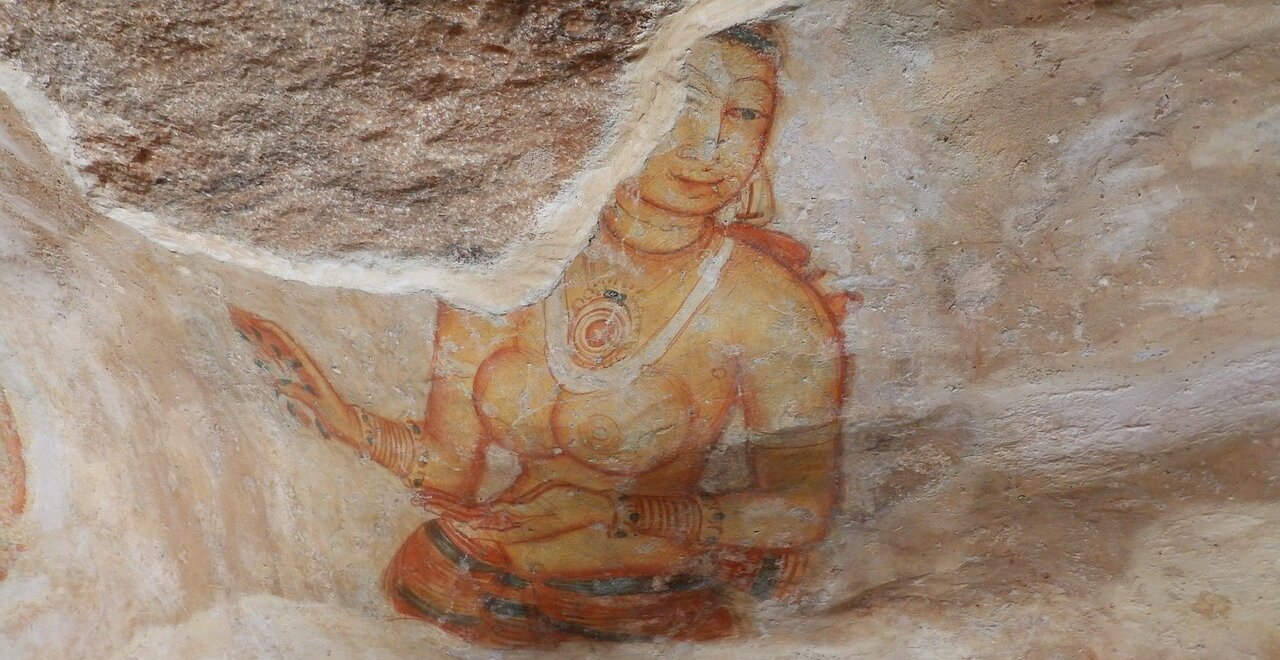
429, 303, 521, 381
735, 266, 844, 439
418, 303, 521, 492
730, 257, 844, 502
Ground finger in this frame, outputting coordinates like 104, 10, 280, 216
231, 310, 308, 368
410, 487, 463, 507
470, 505, 542, 531
423, 503, 491, 522
231, 310, 343, 406
256, 328, 301, 366
251, 319, 321, 376
262, 342, 338, 405
470, 521, 521, 532
508, 480, 578, 505
274, 379, 321, 408
410, 492, 456, 512
468, 505, 512, 528
229, 306, 264, 339
411, 491, 489, 521
412, 500, 461, 518
283, 400, 315, 430
231, 309, 287, 359
469, 513, 522, 532
285, 356, 340, 403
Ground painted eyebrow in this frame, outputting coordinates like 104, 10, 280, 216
686, 80, 714, 98
732, 76, 774, 88
684, 64, 720, 96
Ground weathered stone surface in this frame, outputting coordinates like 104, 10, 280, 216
0, 0, 1277, 657
1, 0, 684, 261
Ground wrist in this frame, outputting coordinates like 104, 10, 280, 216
352, 408, 423, 479
339, 404, 363, 445
612, 494, 724, 547
352, 405, 375, 448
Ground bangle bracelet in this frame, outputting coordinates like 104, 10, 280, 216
353, 407, 423, 479
697, 494, 725, 546
612, 494, 722, 547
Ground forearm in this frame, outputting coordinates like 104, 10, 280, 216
615, 433, 838, 551
616, 489, 831, 551
717, 490, 832, 549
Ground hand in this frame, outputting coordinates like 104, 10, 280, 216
230, 307, 360, 445
411, 482, 614, 545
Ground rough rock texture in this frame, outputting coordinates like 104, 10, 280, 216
0, 0, 684, 261
0, 0, 1278, 658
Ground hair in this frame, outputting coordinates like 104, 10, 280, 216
711, 21, 783, 67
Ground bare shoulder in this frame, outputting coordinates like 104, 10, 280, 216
433, 302, 530, 374
712, 238, 838, 339
716, 238, 845, 431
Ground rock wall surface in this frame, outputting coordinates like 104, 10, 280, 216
0, 0, 1277, 658
0, 0, 685, 260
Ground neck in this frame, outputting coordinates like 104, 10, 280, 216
603, 189, 713, 255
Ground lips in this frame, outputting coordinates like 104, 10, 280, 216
669, 169, 725, 185
666, 174, 719, 199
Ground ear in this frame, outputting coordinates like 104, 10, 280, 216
734, 162, 775, 226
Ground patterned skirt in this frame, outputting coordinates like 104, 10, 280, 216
382, 520, 752, 648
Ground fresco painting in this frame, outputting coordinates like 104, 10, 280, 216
231, 21, 857, 648
1, 0, 1278, 655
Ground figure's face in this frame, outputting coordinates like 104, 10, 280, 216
631, 38, 777, 216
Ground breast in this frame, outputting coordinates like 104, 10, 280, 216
474, 346, 699, 475
473, 345, 560, 458
551, 365, 696, 475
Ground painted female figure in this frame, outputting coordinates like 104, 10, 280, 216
233, 22, 851, 647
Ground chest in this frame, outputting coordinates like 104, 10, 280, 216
472, 307, 738, 476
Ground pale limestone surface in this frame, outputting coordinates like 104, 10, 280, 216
0, 1, 1278, 658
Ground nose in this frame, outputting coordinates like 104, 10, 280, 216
677, 143, 715, 162
679, 114, 723, 163
693, 133, 720, 162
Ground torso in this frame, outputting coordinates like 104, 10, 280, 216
475, 230, 738, 485
464, 227, 822, 577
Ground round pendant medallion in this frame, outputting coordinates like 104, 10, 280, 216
570, 297, 632, 366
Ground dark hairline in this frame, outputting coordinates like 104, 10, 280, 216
713, 23, 781, 60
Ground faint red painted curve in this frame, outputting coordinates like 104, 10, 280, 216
0, 388, 27, 580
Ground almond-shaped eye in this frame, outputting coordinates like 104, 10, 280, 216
728, 107, 762, 121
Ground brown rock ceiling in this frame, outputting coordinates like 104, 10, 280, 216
0, 0, 1223, 264
0, 0, 685, 261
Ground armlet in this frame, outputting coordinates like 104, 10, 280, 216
745, 421, 839, 449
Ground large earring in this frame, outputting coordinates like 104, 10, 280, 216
734, 164, 775, 226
